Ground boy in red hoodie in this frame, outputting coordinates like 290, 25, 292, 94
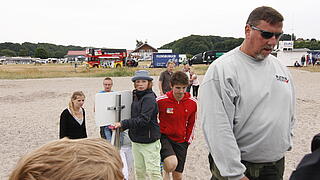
156, 71, 197, 180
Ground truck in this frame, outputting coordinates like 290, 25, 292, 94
178, 54, 187, 64
85, 48, 127, 68
151, 53, 179, 68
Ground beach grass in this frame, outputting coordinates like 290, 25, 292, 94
0, 62, 208, 79
293, 65, 320, 72
1, 62, 318, 79
0, 64, 136, 79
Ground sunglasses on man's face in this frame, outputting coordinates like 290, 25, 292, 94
250, 25, 283, 39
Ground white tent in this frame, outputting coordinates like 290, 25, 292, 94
276, 48, 309, 67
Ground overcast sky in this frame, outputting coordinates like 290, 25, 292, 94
1, 0, 319, 50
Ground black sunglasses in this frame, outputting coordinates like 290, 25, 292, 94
249, 25, 283, 39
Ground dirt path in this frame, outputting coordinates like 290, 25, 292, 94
0, 69, 319, 179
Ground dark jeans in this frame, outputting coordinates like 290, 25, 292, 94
186, 85, 191, 93
192, 85, 199, 97
209, 153, 284, 180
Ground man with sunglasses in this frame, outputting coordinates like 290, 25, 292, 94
200, 6, 295, 180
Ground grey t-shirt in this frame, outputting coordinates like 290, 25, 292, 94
159, 70, 172, 94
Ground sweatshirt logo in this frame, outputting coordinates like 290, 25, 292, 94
275, 75, 289, 83
166, 108, 174, 114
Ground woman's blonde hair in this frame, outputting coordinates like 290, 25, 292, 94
68, 91, 85, 116
9, 138, 124, 180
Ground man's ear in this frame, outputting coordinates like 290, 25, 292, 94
170, 83, 172, 89
245, 24, 251, 39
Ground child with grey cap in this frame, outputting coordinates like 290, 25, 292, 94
114, 70, 162, 179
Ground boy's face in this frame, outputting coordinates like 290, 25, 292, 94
172, 84, 188, 100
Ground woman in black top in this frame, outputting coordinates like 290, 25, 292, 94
59, 91, 87, 139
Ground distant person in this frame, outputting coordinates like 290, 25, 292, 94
98, 77, 121, 142
60, 91, 87, 139
9, 138, 124, 180
182, 63, 192, 93
191, 70, 199, 98
96, 77, 133, 178
159, 61, 175, 96
306, 54, 310, 65
157, 71, 197, 180
290, 133, 320, 180
309, 54, 313, 65
300, 55, 306, 66
312, 56, 317, 66
200, 6, 295, 180
114, 70, 162, 179
188, 58, 193, 66
294, 61, 301, 67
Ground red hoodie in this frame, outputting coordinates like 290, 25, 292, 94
156, 91, 197, 144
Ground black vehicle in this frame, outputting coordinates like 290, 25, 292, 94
190, 53, 203, 64
125, 58, 138, 67
190, 50, 228, 64
202, 50, 228, 64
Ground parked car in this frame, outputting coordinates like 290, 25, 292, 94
190, 50, 228, 65
190, 53, 204, 64
125, 59, 138, 67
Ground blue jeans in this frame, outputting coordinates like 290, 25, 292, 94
100, 125, 124, 146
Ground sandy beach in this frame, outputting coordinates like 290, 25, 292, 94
1, 68, 320, 179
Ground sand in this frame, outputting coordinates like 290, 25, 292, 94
1, 68, 319, 179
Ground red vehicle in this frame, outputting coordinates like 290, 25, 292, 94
85, 48, 127, 68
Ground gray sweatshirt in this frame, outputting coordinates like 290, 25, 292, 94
200, 47, 295, 180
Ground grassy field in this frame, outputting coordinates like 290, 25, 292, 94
293, 65, 320, 72
0, 61, 210, 79
0, 61, 319, 79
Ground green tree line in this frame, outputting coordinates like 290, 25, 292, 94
1, 34, 318, 59
160, 34, 320, 56
160, 35, 244, 56
0, 42, 84, 59
294, 40, 320, 50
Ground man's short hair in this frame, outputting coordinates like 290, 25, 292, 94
104, 77, 113, 81
9, 138, 124, 180
170, 71, 189, 87
246, 6, 283, 26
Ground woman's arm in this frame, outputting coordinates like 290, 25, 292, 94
121, 96, 156, 130
59, 110, 68, 139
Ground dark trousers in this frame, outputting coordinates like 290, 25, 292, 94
192, 85, 199, 97
208, 153, 284, 180
100, 126, 106, 139
186, 85, 191, 93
